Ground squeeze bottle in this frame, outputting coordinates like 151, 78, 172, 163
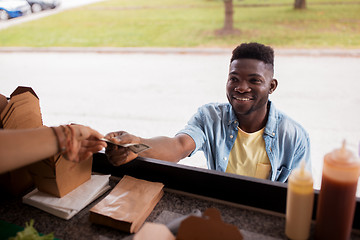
315, 141, 360, 240
285, 160, 314, 240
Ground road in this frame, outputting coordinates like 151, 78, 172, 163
0, 49, 359, 193
0, 0, 104, 30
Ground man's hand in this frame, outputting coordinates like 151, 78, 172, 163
104, 131, 141, 166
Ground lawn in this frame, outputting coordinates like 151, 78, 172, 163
0, 0, 359, 48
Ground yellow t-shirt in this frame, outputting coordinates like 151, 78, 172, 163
226, 127, 271, 179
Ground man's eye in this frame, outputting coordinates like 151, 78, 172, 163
229, 77, 237, 82
250, 78, 261, 84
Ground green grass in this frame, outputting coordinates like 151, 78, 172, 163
0, 0, 359, 48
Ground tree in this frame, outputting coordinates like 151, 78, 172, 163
215, 0, 240, 35
294, 0, 306, 9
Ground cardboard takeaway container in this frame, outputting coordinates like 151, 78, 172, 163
28, 154, 92, 198
0, 90, 35, 195
0, 86, 92, 198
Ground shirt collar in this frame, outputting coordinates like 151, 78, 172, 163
264, 100, 277, 138
226, 101, 277, 137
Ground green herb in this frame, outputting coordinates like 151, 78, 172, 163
9, 220, 54, 240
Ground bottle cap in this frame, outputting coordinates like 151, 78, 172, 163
290, 160, 313, 185
326, 140, 360, 168
323, 140, 360, 182
289, 160, 313, 194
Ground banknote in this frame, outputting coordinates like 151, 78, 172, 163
100, 138, 150, 154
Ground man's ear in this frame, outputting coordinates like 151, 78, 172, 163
269, 79, 278, 94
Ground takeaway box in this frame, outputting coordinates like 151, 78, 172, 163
0, 86, 92, 197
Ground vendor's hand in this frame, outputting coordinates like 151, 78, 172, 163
65, 125, 107, 162
104, 131, 140, 166
78, 126, 107, 161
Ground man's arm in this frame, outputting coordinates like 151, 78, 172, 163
104, 131, 196, 166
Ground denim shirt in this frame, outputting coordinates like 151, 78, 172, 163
178, 101, 311, 182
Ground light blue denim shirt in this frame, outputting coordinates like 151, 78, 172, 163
178, 101, 311, 182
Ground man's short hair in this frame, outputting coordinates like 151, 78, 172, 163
231, 42, 274, 67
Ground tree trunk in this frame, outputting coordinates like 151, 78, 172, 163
215, 0, 240, 35
223, 0, 234, 31
294, 0, 306, 9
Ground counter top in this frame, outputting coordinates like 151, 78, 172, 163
1, 153, 360, 240
1, 177, 360, 240
0, 179, 285, 240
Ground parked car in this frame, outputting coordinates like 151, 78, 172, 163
0, 0, 31, 21
26, 0, 60, 13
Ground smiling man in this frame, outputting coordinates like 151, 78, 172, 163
105, 42, 311, 182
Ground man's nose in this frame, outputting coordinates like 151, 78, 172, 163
234, 81, 250, 93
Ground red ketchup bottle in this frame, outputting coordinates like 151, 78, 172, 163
315, 141, 360, 240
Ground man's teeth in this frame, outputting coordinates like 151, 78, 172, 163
235, 97, 250, 101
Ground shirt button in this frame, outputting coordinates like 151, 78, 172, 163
230, 135, 234, 139
224, 157, 227, 161
272, 132, 275, 136
234, 121, 237, 124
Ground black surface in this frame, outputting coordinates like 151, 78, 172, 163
92, 152, 360, 231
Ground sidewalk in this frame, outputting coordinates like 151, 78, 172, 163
0, 46, 359, 58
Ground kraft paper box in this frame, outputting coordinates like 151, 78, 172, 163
0, 88, 42, 131
28, 155, 93, 198
0, 86, 92, 198
0, 93, 7, 128
0, 166, 34, 196
0, 91, 35, 196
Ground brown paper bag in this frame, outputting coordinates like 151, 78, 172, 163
89, 175, 164, 233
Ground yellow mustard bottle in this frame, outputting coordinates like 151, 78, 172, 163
315, 141, 360, 240
285, 160, 314, 240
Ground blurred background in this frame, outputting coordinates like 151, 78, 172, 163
0, 0, 359, 192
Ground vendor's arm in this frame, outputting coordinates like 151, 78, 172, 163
0, 125, 106, 174
105, 131, 196, 166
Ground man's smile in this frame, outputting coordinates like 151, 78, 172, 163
234, 97, 251, 101
232, 95, 254, 101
